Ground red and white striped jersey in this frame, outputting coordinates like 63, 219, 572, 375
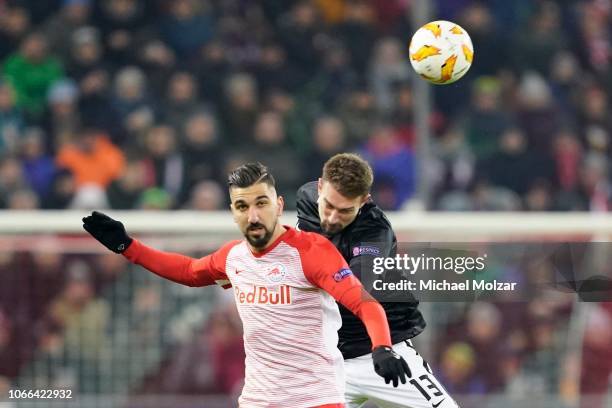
209, 227, 355, 407
124, 226, 391, 408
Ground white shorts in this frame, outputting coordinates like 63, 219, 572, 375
344, 340, 459, 408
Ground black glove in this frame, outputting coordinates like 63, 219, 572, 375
82, 211, 132, 254
372, 345, 411, 387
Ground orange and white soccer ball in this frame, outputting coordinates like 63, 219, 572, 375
409, 20, 474, 85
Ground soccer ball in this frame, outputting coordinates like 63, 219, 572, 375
409, 20, 474, 85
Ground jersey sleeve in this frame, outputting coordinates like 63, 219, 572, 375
348, 224, 395, 280
123, 239, 236, 288
300, 234, 392, 349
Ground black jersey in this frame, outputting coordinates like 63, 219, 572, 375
296, 181, 426, 359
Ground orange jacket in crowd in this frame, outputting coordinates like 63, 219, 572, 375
56, 135, 125, 188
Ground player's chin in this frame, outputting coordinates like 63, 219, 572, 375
322, 223, 343, 235
246, 235, 271, 249
246, 229, 271, 247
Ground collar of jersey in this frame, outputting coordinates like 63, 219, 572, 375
248, 225, 295, 258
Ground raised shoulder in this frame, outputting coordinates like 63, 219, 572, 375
286, 228, 334, 252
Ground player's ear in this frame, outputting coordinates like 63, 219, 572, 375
229, 202, 239, 222
317, 178, 323, 194
360, 193, 371, 207
277, 195, 284, 216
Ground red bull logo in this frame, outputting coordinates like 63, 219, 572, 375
236, 285, 292, 305
266, 263, 287, 283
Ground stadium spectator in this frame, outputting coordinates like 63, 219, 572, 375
278, 1, 324, 78
316, 45, 359, 109
220, 73, 259, 144
55, 126, 125, 189
141, 124, 184, 201
158, 0, 214, 60
461, 76, 513, 160
186, 180, 225, 211
361, 124, 415, 210
66, 26, 106, 91
207, 305, 245, 395
430, 126, 475, 208
111, 66, 156, 142
0, 80, 24, 155
580, 303, 612, 408
160, 325, 217, 394
162, 71, 205, 133
510, 1, 567, 76
106, 158, 148, 209
303, 116, 347, 181
49, 260, 110, 361
43, 168, 77, 209
66, 26, 122, 140
191, 40, 230, 104
479, 127, 554, 196
471, 181, 522, 211
41, 0, 93, 61
334, 0, 377, 76
336, 83, 379, 147
2, 33, 63, 119
27, 240, 67, 320
369, 37, 411, 113
92, 252, 127, 293
556, 153, 610, 211
515, 71, 562, 155
524, 180, 554, 211
180, 111, 223, 192
130, 285, 162, 342
235, 110, 303, 207
91, 0, 150, 69
456, 2, 506, 77
6, 188, 39, 210
42, 79, 81, 151
449, 302, 506, 392
0, 309, 21, 378
0, 253, 25, 324
549, 51, 582, 118
263, 88, 311, 152
0, 6, 32, 62
254, 43, 302, 94
0, 156, 27, 208
578, 86, 612, 142
390, 81, 417, 146
438, 342, 486, 395
553, 129, 583, 192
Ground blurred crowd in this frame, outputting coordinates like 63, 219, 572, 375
0, 246, 246, 398
0, 247, 125, 394
1, 0, 612, 404
1, 0, 611, 211
435, 300, 612, 407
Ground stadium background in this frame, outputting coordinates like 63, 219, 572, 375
0, 0, 611, 407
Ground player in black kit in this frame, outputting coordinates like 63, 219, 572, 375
296, 153, 459, 408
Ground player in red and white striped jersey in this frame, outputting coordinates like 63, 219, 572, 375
82, 162, 410, 408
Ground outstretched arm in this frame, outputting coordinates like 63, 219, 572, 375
123, 239, 230, 287
83, 211, 232, 287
